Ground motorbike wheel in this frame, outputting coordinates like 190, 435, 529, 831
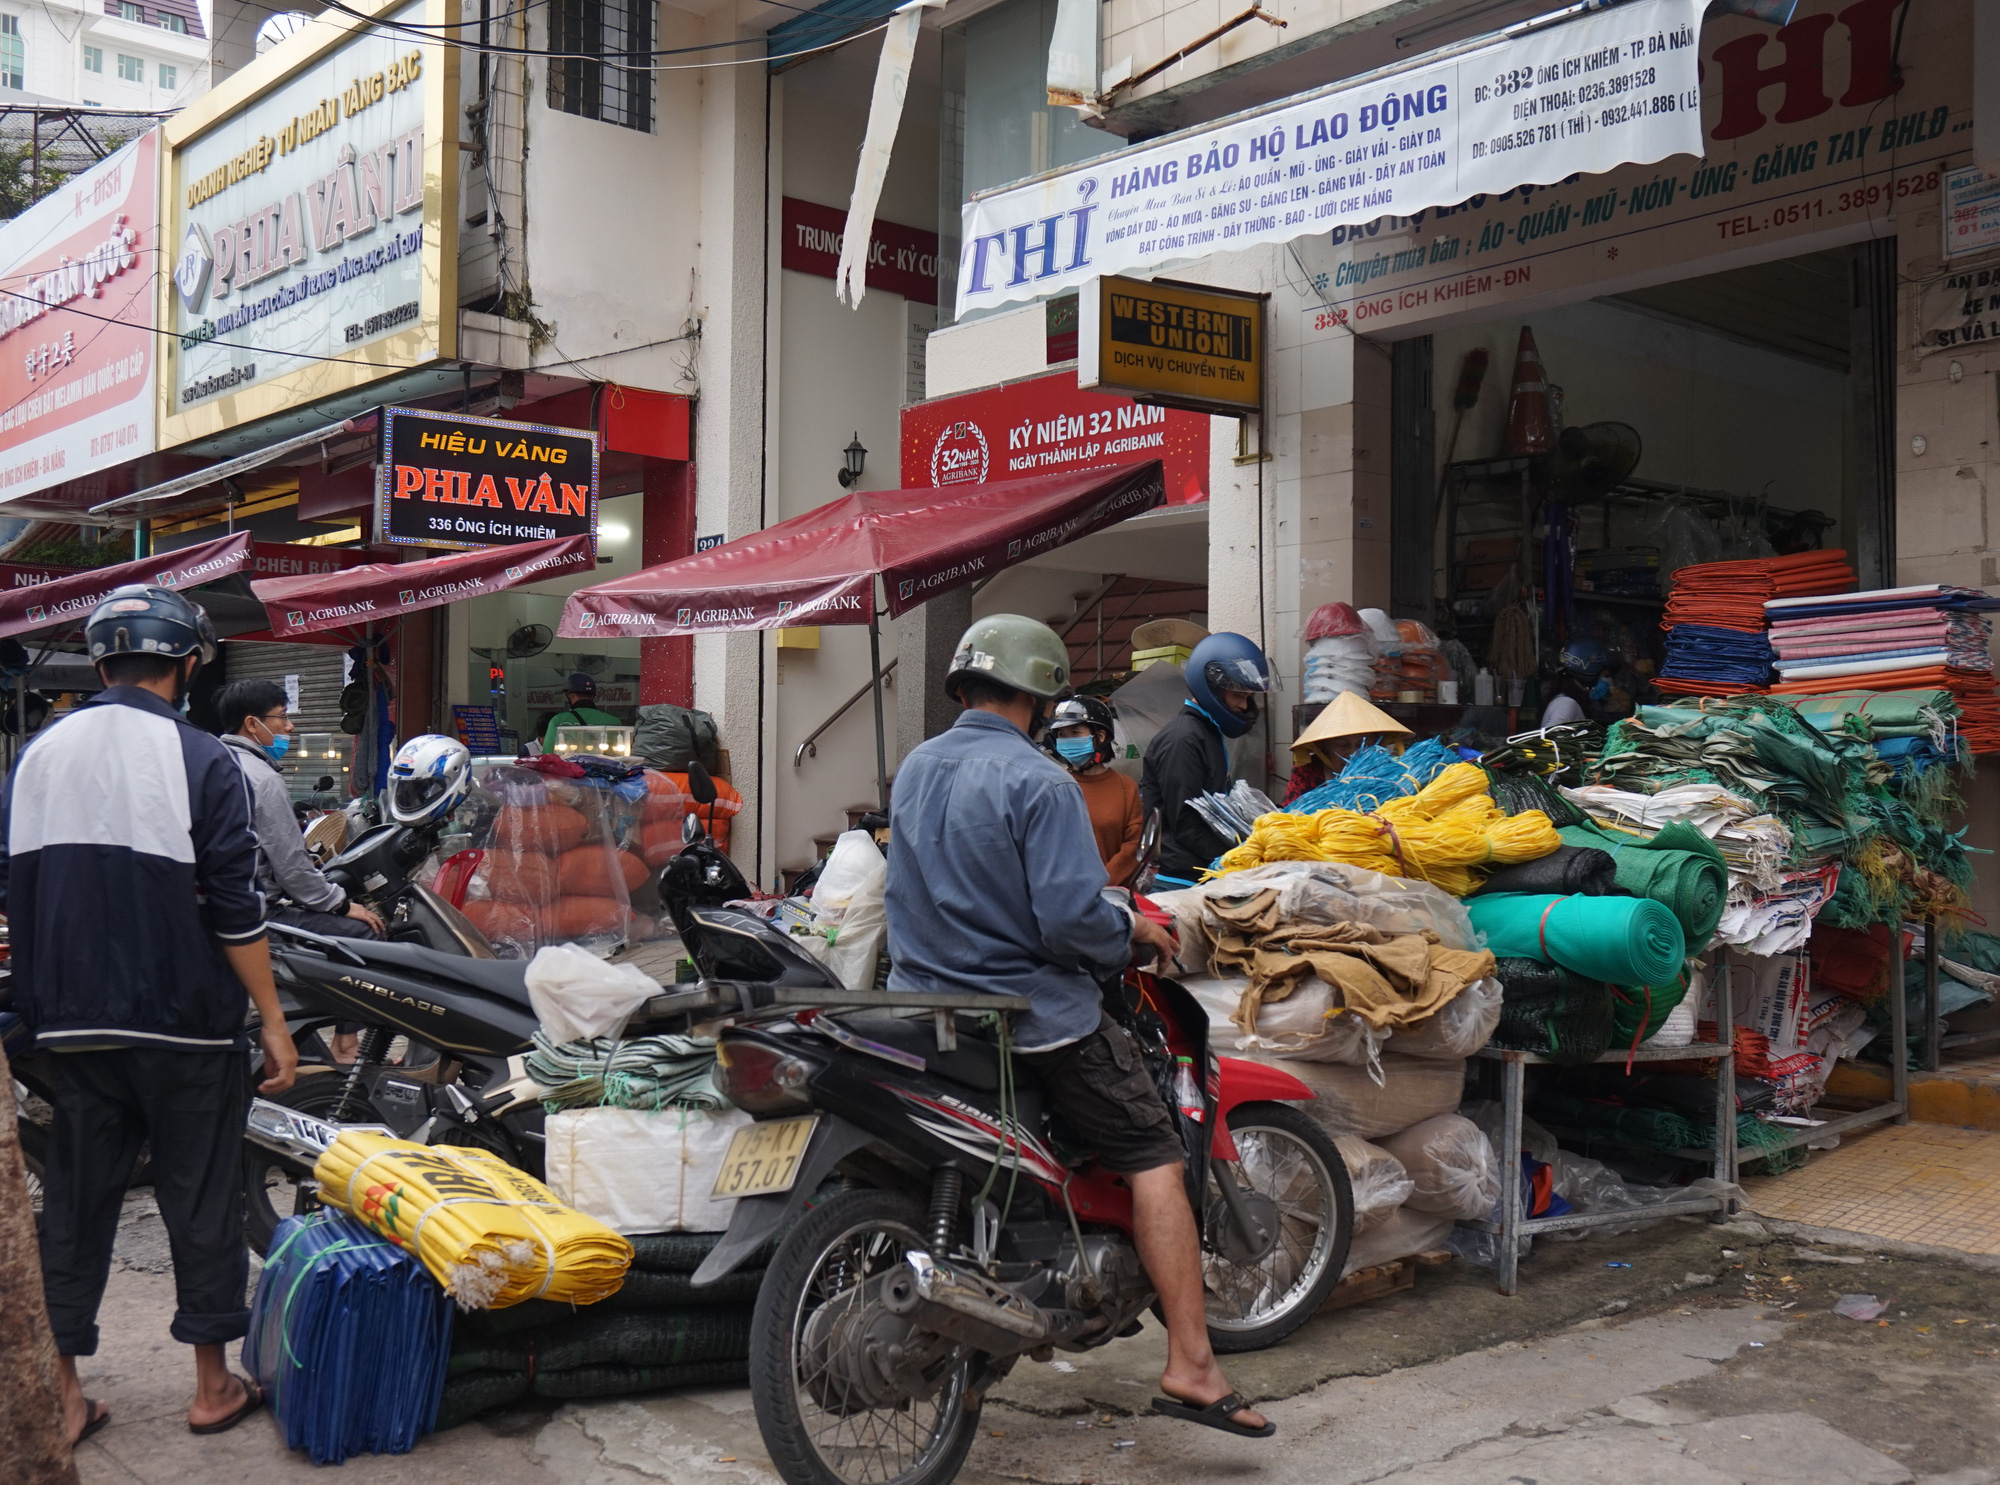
1201, 1100, 1353, 1354
751, 1188, 982, 1485
242, 1073, 386, 1257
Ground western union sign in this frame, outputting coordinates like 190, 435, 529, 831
1078, 275, 1263, 415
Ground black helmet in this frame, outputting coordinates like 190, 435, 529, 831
85, 585, 218, 668
1045, 695, 1117, 768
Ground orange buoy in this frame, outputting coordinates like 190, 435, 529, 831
1502, 326, 1554, 456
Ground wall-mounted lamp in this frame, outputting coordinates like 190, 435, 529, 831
837, 433, 868, 489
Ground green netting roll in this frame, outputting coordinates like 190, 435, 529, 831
435, 1371, 531, 1431
1609, 975, 1690, 1048
535, 1360, 750, 1399
1556, 819, 1727, 950
1488, 958, 1615, 1065
451, 1308, 754, 1375
1466, 892, 1686, 986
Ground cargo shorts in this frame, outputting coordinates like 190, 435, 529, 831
1017, 1011, 1186, 1176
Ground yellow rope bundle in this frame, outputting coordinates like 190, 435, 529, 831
314, 1131, 632, 1310
1213, 762, 1560, 895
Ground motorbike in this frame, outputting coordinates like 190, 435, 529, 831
684, 909, 1355, 1485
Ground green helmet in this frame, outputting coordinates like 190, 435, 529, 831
945, 614, 1071, 701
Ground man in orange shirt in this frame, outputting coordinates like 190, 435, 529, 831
1046, 696, 1144, 886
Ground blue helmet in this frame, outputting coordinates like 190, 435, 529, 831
1185, 632, 1273, 738
1560, 637, 1611, 678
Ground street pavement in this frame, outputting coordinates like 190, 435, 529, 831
69, 1190, 2000, 1485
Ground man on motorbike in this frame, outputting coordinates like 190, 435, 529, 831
885, 614, 1271, 1437
0, 586, 298, 1445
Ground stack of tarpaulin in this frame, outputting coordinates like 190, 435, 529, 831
1763, 584, 2000, 754
1655, 550, 1856, 696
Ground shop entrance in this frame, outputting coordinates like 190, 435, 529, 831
1393, 238, 1898, 719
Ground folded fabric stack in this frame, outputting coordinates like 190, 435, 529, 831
1763, 585, 2000, 753
1655, 550, 1856, 695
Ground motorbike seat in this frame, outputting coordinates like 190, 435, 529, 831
336, 939, 537, 1009
837, 1009, 1024, 1093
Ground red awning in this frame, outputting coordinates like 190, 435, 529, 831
252, 534, 598, 637
0, 532, 253, 641
559, 463, 1164, 638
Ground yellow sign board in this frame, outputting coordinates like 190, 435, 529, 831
1079, 275, 1262, 416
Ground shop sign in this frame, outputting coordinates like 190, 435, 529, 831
377, 406, 600, 551
1079, 276, 1263, 415
1302, 0, 1959, 337
251, 541, 375, 577
520, 682, 637, 709
161, 0, 456, 448
781, 197, 939, 305
958, 0, 1706, 314
901, 371, 1212, 504
0, 561, 86, 589
1944, 167, 2000, 262
0, 133, 159, 506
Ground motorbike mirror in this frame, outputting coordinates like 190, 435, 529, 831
315, 776, 336, 792
687, 760, 718, 806
1139, 810, 1161, 860
681, 811, 703, 845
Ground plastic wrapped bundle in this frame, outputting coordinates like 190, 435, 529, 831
1341, 1206, 1454, 1276
1335, 1134, 1414, 1235
1487, 958, 1615, 1065
1376, 1114, 1499, 1220
1393, 977, 1504, 1060
1466, 892, 1686, 986
1303, 634, 1378, 703
1274, 1054, 1466, 1139
245, 1211, 455, 1464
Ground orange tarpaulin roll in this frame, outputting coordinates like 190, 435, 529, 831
1663, 550, 1856, 633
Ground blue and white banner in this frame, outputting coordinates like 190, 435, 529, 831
958, 0, 1706, 316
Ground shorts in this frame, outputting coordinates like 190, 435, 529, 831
1018, 1012, 1185, 1176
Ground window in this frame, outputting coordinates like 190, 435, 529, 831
547, 0, 653, 133
159, 12, 184, 32
83, 44, 102, 72
117, 53, 142, 81
117, 2, 143, 21
157, 62, 174, 88
0, 15, 20, 91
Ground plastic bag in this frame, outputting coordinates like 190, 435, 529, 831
1303, 602, 1367, 641
1239, 984, 1388, 1071
526, 943, 662, 1042
1392, 977, 1503, 1060
1147, 888, 1214, 974
1340, 1206, 1453, 1277
1446, 1224, 1530, 1268
1460, 1098, 1560, 1168
812, 831, 887, 927
1180, 975, 1252, 1047
544, 1106, 754, 1235
1377, 1114, 1500, 1220
1276, 1054, 1465, 1139
1191, 861, 1477, 951
1358, 608, 1403, 652
1335, 1135, 1414, 1236
824, 857, 888, 991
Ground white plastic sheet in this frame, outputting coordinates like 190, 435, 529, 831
1377, 1114, 1499, 1220
544, 1106, 753, 1235
1340, 1206, 1454, 1278
525, 943, 660, 1042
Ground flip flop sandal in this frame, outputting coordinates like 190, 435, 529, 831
74, 1400, 111, 1446
1150, 1391, 1276, 1439
188, 1377, 264, 1436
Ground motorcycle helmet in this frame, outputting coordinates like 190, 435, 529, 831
1045, 695, 1116, 769
943, 614, 1071, 701
84, 585, 218, 667
1560, 637, 1611, 679
1185, 632, 1274, 739
385, 733, 472, 827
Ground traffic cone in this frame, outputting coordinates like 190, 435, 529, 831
1503, 326, 1554, 456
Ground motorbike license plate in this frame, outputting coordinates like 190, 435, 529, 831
711, 1115, 819, 1198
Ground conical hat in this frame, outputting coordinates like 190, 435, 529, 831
1292, 690, 1413, 750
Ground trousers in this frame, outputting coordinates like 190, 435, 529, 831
39, 1047, 250, 1355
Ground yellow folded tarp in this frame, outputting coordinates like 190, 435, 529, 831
313, 1131, 632, 1310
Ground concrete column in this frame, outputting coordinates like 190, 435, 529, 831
893, 589, 972, 763
690, 11, 770, 878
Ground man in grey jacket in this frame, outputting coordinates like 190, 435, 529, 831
216, 680, 382, 942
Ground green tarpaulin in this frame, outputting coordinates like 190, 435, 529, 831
1556, 818, 1727, 952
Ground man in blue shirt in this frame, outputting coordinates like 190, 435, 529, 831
887, 614, 1270, 1438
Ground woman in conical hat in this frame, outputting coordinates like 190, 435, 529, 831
1280, 691, 1413, 804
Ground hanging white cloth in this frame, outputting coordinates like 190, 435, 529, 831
835, 0, 945, 308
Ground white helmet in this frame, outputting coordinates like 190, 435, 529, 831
385, 734, 472, 827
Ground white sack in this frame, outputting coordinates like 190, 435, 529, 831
1180, 975, 1251, 1046
1239, 983, 1387, 1070
1376, 1114, 1499, 1220
824, 855, 888, 991
1340, 1206, 1454, 1277
1335, 1134, 1413, 1236
812, 831, 887, 928
526, 943, 660, 1042
1277, 1053, 1465, 1140
1391, 977, 1503, 1060
544, 1106, 754, 1235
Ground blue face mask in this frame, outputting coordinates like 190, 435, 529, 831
266, 733, 291, 761
1055, 736, 1096, 766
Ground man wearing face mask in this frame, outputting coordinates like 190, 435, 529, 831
1140, 633, 1275, 887
217, 679, 383, 943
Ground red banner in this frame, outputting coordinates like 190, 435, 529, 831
254, 533, 596, 636
0, 531, 252, 640
781, 197, 939, 306
900, 371, 1211, 505
0, 561, 85, 591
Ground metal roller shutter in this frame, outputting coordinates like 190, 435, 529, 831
224, 640, 353, 798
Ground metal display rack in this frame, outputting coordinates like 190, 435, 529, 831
1460, 946, 1911, 1297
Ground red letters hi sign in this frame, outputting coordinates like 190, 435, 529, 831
781, 197, 939, 305
1708, 0, 1902, 140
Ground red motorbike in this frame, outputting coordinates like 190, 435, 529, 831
690, 943, 1355, 1485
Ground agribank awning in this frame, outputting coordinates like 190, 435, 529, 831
0, 531, 253, 641
252, 534, 597, 637
558, 462, 1165, 638
957, 0, 1707, 315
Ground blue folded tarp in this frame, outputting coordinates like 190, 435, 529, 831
245, 1211, 455, 1465
1661, 624, 1773, 685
